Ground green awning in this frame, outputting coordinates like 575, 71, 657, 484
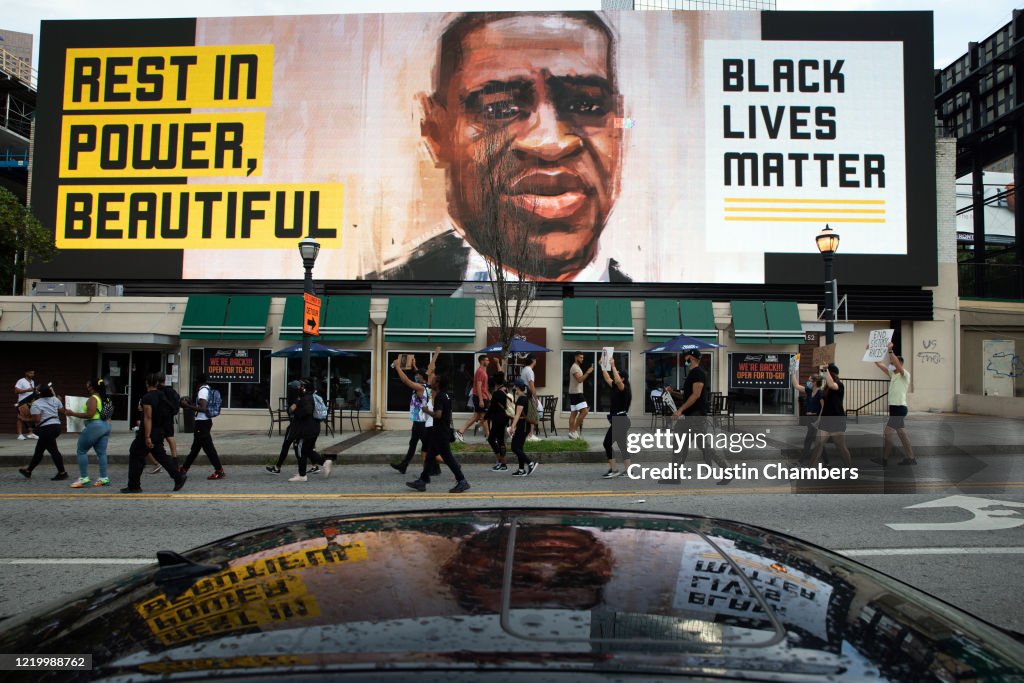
563, 298, 598, 340
180, 295, 270, 340
385, 296, 432, 343
765, 301, 804, 344
679, 299, 717, 343
429, 297, 476, 343
563, 298, 633, 341
731, 300, 772, 345
280, 296, 370, 341
645, 299, 680, 342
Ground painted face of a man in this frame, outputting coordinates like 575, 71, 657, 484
426, 14, 623, 281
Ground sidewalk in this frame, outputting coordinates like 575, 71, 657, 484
0, 413, 1021, 467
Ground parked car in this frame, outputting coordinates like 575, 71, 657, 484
1, 508, 1022, 681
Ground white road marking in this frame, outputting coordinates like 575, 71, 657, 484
887, 495, 1024, 531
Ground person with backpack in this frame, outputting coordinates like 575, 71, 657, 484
406, 373, 470, 494
154, 374, 180, 471
667, 350, 730, 486
506, 378, 539, 477
122, 373, 186, 493
485, 371, 510, 471
288, 379, 328, 481
179, 373, 225, 480
64, 378, 113, 488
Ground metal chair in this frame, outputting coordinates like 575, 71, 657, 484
650, 395, 665, 428
540, 395, 558, 437
321, 398, 335, 438
266, 400, 287, 437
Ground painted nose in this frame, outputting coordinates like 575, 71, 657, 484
513, 101, 582, 161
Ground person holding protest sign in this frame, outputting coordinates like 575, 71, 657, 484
873, 342, 917, 466
807, 364, 852, 467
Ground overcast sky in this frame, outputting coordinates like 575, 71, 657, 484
0, 0, 1019, 70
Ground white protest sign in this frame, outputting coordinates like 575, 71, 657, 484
862, 329, 894, 362
600, 347, 614, 372
65, 395, 89, 433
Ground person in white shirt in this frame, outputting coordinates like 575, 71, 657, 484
14, 369, 37, 440
520, 356, 542, 441
874, 342, 917, 466
180, 374, 225, 479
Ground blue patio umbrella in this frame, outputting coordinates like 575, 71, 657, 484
476, 338, 552, 354
642, 334, 722, 354
271, 342, 354, 358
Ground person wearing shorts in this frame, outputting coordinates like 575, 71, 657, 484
808, 363, 852, 467
567, 352, 593, 439
456, 355, 491, 442
14, 369, 37, 440
875, 342, 916, 466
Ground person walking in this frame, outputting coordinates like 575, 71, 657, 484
456, 355, 491, 442
874, 342, 917, 466
567, 351, 593, 439
520, 356, 542, 442
407, 374, 470, 493
668, 350, 731, 485
391, 358, 432, 475
288, 379, 327, 482
808, 363, 853, 467
485, 371, 510, 471
14, 369, 37, 440
600, 358, 632, 478
179, 374, 225, 480
156, 374, 179, 470
791, 371, 824, 464
507, 378, 538, 477
18, 382, 68, 481
122, 373, 185, 493
64, 378, 112, 488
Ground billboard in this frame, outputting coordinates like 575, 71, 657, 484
32, 11, 936, 285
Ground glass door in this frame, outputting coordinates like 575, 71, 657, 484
100, 352, 131, 425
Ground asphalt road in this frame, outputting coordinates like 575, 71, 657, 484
2, 457, 1023, 635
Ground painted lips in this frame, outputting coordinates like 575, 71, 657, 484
506, 171, 589, 220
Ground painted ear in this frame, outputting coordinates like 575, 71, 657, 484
420, 92, 448, 166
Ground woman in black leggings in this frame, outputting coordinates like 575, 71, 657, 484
19, 383, 69, 481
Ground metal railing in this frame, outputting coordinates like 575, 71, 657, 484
958, 262, 1024, 300
0, 47, 35, 89
841, 378, 889, 420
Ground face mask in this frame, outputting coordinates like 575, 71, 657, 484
684, 360, 691, 369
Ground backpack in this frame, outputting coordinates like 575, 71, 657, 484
160, 386, 181, 419
312, 392, 328, 421
99, 396, 115, 421
504, 392, 516, 419
526, 395, 539, 425
201, 385, 223, 418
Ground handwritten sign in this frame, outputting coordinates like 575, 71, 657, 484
811, 344, 836, 368
65, 395, 89, 433
862, 328, 894, 362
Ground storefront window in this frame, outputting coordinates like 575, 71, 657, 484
188, 348, 272, 409
727, 352, 794, 415
385, 351, 475, 413
285, 352, 372, 409
560, 351, 631, 414
643, 352, 713, 413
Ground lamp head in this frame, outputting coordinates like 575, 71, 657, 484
298, 237, 321, 265
815, 225, 840, 255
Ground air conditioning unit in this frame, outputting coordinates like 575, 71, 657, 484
33, 282, 68, 295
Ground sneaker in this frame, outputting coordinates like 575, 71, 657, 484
390, 463, 407, 474
70, 477, 91, 488
207, 470, 226, 480
26, 433, 38, 440
17, 467, 30, 479
449, 480, 471, 493
265, 465, 281, 475
870, 457, 887, 467
120, 487, 142, 494
149, 464, 163, 474
173, 474, 187, 491
16, 434, 26, 440
602, 470, 620, 479
94, 478, 110, 487
308, 465, 321, 475
491, 463, 508, 471
455, 431, 465, 443
406, 479, 426, 492
898, 458, 918, 466
527, 461, 539, 476
567, 431, 578, 440
51, 472, 69, 481
288, 474, 308, 482
512, 469, 528, 477
527, 434, 541, 442
323, 460, 333, 479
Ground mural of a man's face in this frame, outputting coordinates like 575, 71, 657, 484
424, 14, 623, 281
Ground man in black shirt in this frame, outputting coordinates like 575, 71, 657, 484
667, 350, 730, 485
122, 373, 186, 493
407, 374, 470, 493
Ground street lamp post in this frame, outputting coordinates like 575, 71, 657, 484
298, 237, 321, 379
815, 225, 840, 345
